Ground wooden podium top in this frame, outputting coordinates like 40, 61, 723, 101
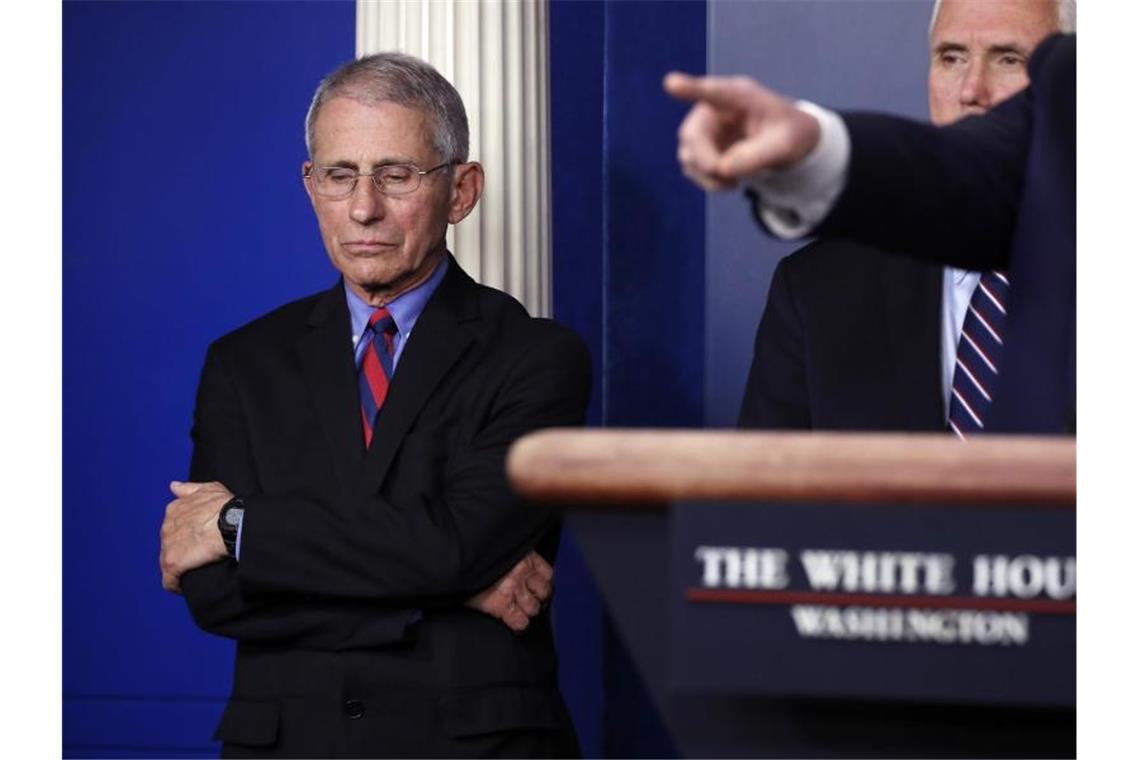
507, 430, 1075, 508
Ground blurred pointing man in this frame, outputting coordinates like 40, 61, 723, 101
738, 0, 1072, 434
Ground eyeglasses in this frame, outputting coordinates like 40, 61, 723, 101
305, 161, 454, 199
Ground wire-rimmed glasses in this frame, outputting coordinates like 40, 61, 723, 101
305, 161, 454, 199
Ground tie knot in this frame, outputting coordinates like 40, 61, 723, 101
368, 307, 397, 336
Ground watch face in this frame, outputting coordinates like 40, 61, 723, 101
223, 505, 244, 528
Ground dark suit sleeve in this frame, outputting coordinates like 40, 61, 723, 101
179, 343, 418, 648
817, 35, 1077, 270
800, 38, 1080, 274
738, 256, 811, 429
233, 328, 592, 602
813, 90, 1028, 271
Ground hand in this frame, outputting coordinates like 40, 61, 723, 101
663, 71, 821, 190
160, 480, 233, 594
465, 551, 554, 633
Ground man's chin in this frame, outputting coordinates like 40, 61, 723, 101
337, 250, 445, 302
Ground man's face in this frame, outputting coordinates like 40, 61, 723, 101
928, 0, 1058, 126
303, 97, 455, 305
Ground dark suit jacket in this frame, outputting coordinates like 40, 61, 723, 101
810, 33, 1076, 434
179, 257, 590, 758
739, 240, 945, 432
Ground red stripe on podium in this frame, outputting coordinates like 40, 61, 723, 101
684, 588, 1076, 615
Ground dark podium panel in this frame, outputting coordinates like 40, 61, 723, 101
515, 432, 1076, 758
670, 501, 1074, 707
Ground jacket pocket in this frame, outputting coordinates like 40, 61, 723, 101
212, 699, 280, 747
438, 685, 560, 738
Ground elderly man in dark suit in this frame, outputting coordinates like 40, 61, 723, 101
666, 21, 1075, 436
160, 53, 589, 757
737, 0, 1070, 434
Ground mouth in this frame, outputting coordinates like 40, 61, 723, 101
342, 241, 399, 254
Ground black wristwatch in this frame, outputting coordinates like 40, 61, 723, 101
217, 497, 245, 558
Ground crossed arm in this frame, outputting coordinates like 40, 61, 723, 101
160, 328, 591, 642
160, 482, 551, 634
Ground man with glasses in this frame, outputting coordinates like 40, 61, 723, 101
159, 53, 588, 757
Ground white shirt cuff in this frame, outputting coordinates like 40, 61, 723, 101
748, 100, 851, 239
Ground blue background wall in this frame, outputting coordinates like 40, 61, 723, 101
64, 1, 357, 756
549, 1, 705, 754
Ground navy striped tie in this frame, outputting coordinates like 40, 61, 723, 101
948, 271, 1009, 438
358, 308, 397, 448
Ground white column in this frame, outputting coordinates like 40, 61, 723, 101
356, 0, 552, 317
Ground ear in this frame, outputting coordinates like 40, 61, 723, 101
301, 160, 317, 206
448, 162, 484, 224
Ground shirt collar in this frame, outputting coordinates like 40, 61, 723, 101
344, 254, 450, 345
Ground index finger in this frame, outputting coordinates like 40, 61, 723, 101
663, 71, 703, 102
664, 72, 760, 112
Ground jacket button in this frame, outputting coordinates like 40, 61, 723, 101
344, 699, 365, 719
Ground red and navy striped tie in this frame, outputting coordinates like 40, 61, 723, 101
948, 271, 1009, 439
358, 307, 397, 448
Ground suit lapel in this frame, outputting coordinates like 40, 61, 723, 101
359, 258, 478, 494
879, 254, 945, 431
297, 282, 365, 497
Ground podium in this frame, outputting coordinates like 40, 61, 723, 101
509, 431, 1076, 758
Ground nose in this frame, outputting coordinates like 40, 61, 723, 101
959, 59, 991, 112
349, 175, 386, 225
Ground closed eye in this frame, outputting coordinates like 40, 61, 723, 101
995, 53, 1026, 68
936, 49, 968, 67
378, 165, 416, 186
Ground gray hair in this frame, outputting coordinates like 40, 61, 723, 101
304, 52, 469, 162
930, 0, 1076, 37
